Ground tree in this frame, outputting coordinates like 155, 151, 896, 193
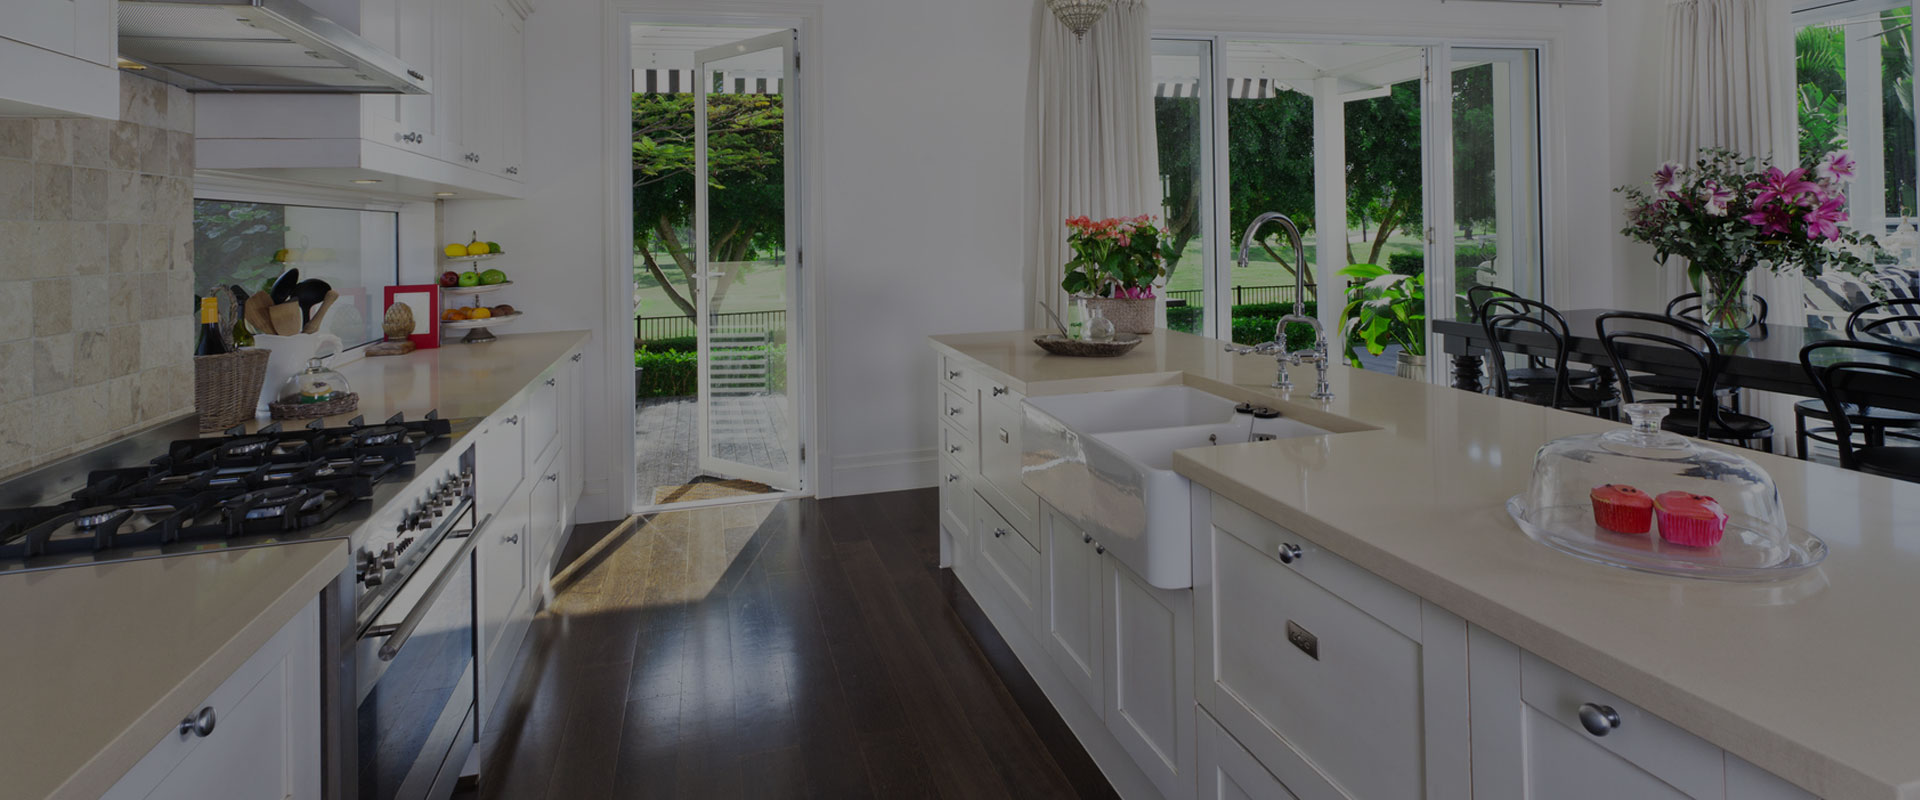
1344, 81, 1424, 266
1155, 96, 1204, 278
632, 92, 786, 322
1224, 90, 1317, 287
1452, 64, 1497, 238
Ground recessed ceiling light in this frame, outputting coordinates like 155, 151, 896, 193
351, 179, 382, 184
434, 191, 457, 197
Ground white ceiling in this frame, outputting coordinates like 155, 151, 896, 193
630, 25, 787, 71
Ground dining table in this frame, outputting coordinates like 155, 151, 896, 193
1432, 308, 1920, 414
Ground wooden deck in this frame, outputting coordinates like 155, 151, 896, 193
636, 396, 793, 505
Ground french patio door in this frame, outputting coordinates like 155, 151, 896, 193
694, 30, 801, 490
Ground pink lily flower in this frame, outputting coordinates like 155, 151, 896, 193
1750, 167, 1821, 208
1803, 195, 1848, 240
1816, 151, 1856, 183
1652, 162, 1682, 194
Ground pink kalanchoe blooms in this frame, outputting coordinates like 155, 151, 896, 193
1652, 162, 1682, 194
1816, 151, 1857, 184
1750, 167, 1821, 208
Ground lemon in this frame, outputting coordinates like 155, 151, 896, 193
469, 307, 492, 319
273, 248, 291, 263
443, 243, 468, 258
467, 241, 491, 256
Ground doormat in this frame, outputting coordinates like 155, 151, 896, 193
651, 475, 779, 505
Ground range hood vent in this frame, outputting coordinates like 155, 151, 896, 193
117, 0, 429, 94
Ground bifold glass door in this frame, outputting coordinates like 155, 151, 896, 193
694, 30, 801, 490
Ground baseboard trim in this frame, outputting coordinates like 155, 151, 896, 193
828, 448, 936, 497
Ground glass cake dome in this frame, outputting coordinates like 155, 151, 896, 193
1507, 404, 1826, 581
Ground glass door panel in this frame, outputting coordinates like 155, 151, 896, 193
1152, 39, 1213, 336
1450, 48, 1543, 319
694, 30, 799, 490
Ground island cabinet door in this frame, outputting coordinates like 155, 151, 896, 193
1104, 555, 1196, 800
1041, 504, 1104, 713
1466, 627, 1812, 800
1199, 709, 1302, 800
974, 490, 1039, 629
1195, 494, 1470, 800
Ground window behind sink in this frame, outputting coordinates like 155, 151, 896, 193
192, 199, 400, 349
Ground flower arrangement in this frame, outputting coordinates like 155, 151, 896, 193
1059, 215, 1175, 299
1617, 148, 1879, 336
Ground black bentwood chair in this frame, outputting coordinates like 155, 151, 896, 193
1617, 292, 1756, 410
1800, 340, 1920, 482
1793, 299, 1920, 457
1482, 299, 1618, 419
1596, 311, 1774, 452
1472, 292, 1599, 390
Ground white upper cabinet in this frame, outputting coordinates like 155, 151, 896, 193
194, 0, 527, 198
0, 0, 120, 118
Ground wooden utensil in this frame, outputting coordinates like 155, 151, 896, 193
302, 290, 340, 334
268, 301, 303, 336
243, 291, 274, 335
269, 269, 300, 304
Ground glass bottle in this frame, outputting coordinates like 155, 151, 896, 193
1068, 298, 1086, 340
1085, 306, 1115, 343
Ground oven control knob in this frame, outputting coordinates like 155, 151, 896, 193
380, 544, 398, 569
361, 568, 383, 587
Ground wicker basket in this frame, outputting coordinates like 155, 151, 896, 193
269, 392, 359, 421
194, 349, 271, 432
1086, 296, 1155, 335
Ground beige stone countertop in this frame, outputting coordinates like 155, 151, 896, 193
239, 330, 591, 431
0, 540, 347, 800
932, 328, 1920, 800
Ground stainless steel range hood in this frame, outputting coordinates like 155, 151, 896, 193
117, 0, 429, 94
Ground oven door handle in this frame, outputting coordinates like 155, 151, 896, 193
377, 513, 491, 662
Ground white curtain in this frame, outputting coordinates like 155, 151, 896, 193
1657, 0, 1795, 313
1025, 0, 1161, 329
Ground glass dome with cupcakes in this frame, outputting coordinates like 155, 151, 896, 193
1506, 404, 1826, 581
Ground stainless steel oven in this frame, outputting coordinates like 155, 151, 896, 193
350, 448, 488, 800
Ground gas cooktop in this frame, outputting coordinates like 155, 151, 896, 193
0, 412, 454, 573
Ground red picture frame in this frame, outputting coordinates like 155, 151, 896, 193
383, 284, 441, 350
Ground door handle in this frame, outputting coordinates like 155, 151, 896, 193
375, 514, 488, 662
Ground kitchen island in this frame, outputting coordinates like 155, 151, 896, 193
930, 328, 1918, 800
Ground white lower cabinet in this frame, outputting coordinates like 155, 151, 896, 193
1197, 494, 1468, 800
1467, 626, 1813, 800
975, 491, 1039, 627
1199, 709, 1300, 800
1042, 506, 1104, 712
104, 597, 321, 800
1105, 554, 1195, 800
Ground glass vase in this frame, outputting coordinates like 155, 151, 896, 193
1700, 272, 1755, 343
1085, 306, 1116, 343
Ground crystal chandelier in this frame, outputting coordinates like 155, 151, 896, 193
1047, 0, 1111, 39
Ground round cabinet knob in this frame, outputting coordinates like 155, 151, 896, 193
1094, 544, 1105, 555
1278, 543, 1303, 564
1578, 703, 1622, 737
1082, 533, 1093, 544
179, 707, 216, 738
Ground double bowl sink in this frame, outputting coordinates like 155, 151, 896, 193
1022, 385, 1334, 590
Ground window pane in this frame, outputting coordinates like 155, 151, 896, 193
1153, 39, 1210, 335
1882, 6, 1914, 218
191, 200, 398, 348
1452, 49, 1543, 318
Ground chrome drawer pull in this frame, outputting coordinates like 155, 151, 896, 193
1083, 533, 1093, 544
994, 528, 1008, 538
179, 707, 216, 738
992, 386, 1008, 396
947, 407, 962, 416
945, 474, 960, 483
1578, 703, 1622, 736
947, 370, 961, 380
1094, 544, 1105, 555
948, 445, 961, 454
1277, 543, 1303, 564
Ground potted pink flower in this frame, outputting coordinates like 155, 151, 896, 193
1618, 148, 1880, 341
1060, 214, 1175, 335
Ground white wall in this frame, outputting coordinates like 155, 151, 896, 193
444, 0, 1678, 517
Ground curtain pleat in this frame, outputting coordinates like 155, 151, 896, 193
1026, 0, 1160, 329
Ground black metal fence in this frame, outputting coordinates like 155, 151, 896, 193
636, 309, 787, 341
1164, 284, 1299, 308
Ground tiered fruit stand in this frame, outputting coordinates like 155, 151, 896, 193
439, 252, 525, 343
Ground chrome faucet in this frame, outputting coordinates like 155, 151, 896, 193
1226, 212, 1334, 400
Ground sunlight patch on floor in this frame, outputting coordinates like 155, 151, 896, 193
549, 500, 781, 615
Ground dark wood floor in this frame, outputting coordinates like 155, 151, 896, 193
466, 489, 1119, 800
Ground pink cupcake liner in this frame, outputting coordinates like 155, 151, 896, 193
1590, 484, 1653, 535
1654, 492, 1728, 548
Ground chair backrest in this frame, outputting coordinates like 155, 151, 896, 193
1481, 298, 1573, 404
1466, 285, 1522, 322
1666, 291, 1770, 327
1800, 340, 1920, 468
1595, 311, 1727, 437
1846, 298, 1920, 345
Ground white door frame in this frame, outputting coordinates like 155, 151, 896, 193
605, 6, 823, 516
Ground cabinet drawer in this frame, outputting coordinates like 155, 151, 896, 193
1210, 497, 1421, 638
1519, 651, 1724, 799
1199, 710, 1302, 800
938, 353, 973, 392
524, 369, 562, 465
529, 445, 564, 586
978, 393, 1038, 545
1205, 508, 1425, 799
939, 384, 977, 439
939, 472, 971, 541
940, 424, 977, 476
975, 491, 1038, 623
475, 402, 526, 517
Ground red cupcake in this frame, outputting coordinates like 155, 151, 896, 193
1654, 491, 1728, 547
1590, 484, 1654, 534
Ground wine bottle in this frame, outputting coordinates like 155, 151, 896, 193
194, 297, 229, 356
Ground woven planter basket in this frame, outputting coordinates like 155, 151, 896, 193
194, 349, 271, 432
1086, 296, 1155, 335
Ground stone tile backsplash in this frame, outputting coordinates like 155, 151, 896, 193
0, 73, 196, 477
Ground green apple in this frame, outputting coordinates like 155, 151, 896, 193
457, 271, 481, 287
479, 268, 507, 285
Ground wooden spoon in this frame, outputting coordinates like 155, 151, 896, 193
302, 290, 340, 335
243, 291, 274, 335
268, 301, 303, 336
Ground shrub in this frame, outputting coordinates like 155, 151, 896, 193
1167, 304, 1202, 333
1387, 252, 1425, 276
635, 349, 697, 398
637, 335, 697, 353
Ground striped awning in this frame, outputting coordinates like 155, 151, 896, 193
1153, 77, 1287, 100
635, 69, 784, 95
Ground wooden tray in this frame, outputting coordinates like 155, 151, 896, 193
1033, 334, 1142, 357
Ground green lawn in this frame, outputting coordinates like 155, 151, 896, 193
1160, 232, 1427, 298
634, 255, 789, 319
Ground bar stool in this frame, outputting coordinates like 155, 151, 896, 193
1794, 299, 1920, 457
1483, 300, 1618, 419
1800, 340, 1920, 482
1471, 289, 1599, 390
1596, 311, 1774, 452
